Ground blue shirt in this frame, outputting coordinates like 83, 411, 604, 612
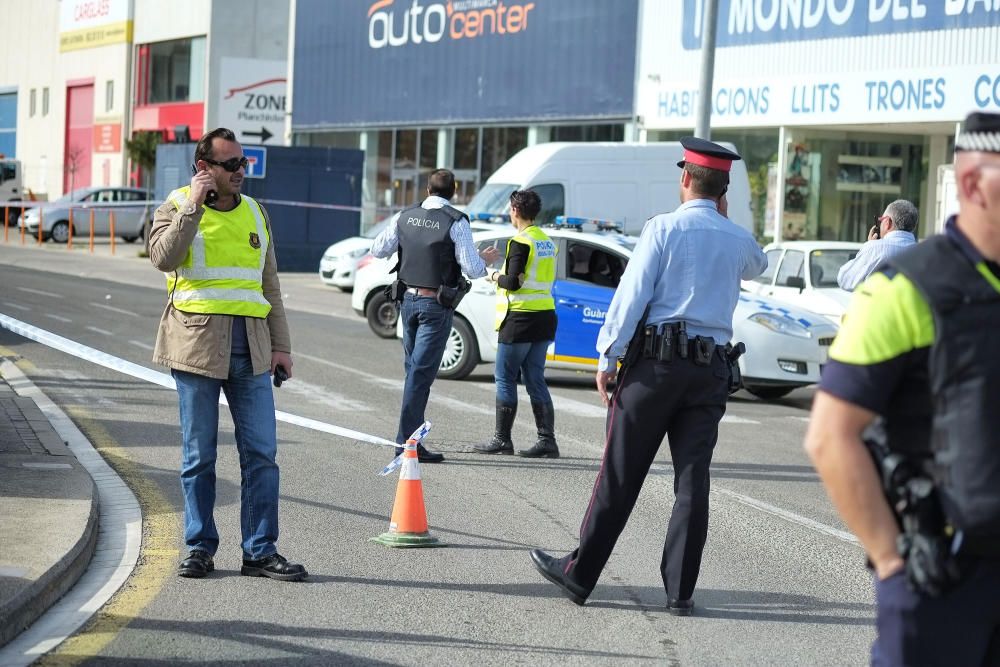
596, 199, 767, 371
370, 196, 488, 278
836, 230, 917, 291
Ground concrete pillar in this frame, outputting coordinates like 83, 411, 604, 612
359, 131, 379, 230
924, 133, 951, 238
527, 126, 550, 146
436, 128, 453, 168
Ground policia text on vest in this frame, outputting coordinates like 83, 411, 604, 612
387, 205, 472, 309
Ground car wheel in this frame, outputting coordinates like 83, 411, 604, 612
745, 385, 796, 400
50, 221, 71, 243
121, 235, 137, 243
365, 291, 399, 339
437, 316, 480, 380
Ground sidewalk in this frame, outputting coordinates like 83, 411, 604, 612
0, 373, 98, 648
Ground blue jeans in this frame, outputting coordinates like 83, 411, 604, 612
396, 293, 454, 443
172, 354, 279, 559
495, 340, 552, 406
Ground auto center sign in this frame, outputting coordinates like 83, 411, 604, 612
217, 58, 289, 146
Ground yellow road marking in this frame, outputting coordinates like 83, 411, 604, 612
35, 408, 179, 666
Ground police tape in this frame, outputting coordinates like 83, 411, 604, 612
0, 312, 398, 449
378, 421, 431, 477
255, 198, 363, 213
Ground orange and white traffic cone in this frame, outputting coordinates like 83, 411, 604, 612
371, 439, 444, 548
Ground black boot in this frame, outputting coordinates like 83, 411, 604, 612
473, 402, 517, 454
518, 401, 559, 458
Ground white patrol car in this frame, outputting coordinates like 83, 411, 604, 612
351, 218, 839, 400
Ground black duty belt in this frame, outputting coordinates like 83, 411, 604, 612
639, 322, 717, 366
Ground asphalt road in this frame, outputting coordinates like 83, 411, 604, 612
0, 242, 875, 665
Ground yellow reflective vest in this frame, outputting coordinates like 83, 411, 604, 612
495, 225, 556, 330
165, 186, 272, 318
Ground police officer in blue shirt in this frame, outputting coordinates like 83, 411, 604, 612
530, 138, 767, 615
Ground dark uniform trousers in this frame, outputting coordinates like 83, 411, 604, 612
562, 350, 729, 600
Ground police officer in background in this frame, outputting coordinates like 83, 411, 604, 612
371, 169, 499, 463
806, 112, 1000, 665
530, 138, 767, 615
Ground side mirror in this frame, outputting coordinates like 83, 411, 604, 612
785, 276, 806, 290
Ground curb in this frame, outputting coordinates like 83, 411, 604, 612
0, 474, 99, 648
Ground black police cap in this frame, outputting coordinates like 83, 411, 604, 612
676, 137, 742, 172
955, 112, 1000, 154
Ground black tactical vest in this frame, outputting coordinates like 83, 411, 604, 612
395, 205, 463, 289
890, 236, 1000, 539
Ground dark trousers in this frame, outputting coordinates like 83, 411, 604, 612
563, 353, 728, 600
395, 293, 454, 443
873, 559, 1000, 666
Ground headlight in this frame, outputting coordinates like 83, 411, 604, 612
349, 247, 369, 259
748, 312, 812, 338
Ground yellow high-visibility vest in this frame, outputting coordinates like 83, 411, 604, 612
495, 225, 556, 330
164, 186, 271, 318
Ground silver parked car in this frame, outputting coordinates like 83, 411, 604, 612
21, 187, 155, 243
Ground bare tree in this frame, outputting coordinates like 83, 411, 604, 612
63, 144, 86, 195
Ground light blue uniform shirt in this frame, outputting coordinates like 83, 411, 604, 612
596, 199, 767, 371
370, 196, 488, 278
836, 230, 917, 291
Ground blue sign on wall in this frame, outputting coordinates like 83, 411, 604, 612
243, 146, 267, 179
293, 0, 639, 128
683, 0, 1000, 49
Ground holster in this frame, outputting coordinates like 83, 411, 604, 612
724, 342, 746, 394
385, 279, 407, 303
436, 279, 472, 309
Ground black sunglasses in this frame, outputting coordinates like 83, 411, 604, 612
203, 156, 249, 172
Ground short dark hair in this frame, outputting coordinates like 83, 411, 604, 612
427, 169, 456, 199
510, 189, 542, 221
684, 163, 730, 198
194, 128, 237, 163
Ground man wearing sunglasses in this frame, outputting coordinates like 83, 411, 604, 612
837, 199, 918, 291
148, 127, 307, 582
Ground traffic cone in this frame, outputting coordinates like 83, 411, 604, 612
370, 440, 445, 548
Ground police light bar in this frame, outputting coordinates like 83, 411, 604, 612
469, 212, 510, 223
552, 216, 623, 232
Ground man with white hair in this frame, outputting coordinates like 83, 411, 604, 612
837, 199, 919, 291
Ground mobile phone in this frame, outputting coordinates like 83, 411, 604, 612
191, 164, 218, 205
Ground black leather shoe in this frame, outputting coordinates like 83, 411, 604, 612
667, 598, 694, 616
394, 444, 445, 463
241, 553, 308, 582
473, 436, 514, 455
178, 550, 214, 578
529, 548, 589, 606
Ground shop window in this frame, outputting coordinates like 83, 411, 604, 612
375, 129, 392, 217
551, 124, 624, 142
144, 36, 206, 104
455, 128, 479, 171
480, 127, 527, 185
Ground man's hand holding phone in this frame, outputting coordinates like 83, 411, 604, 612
189, 169, 216, 207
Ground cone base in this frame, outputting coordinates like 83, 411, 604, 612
370, 531, 446, 548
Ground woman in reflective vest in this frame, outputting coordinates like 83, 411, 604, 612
474, 190, 559, 458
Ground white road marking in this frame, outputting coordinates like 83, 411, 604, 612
280, 377, 373, 412
86, 326, 113, 336
90, 302, 140, 317
0, 314, 856, 550
0, 360, 141, 666
128, 339, 154, 351
2, 302, 30, 311
17, 287, 63, 299
45, 314, 72, 323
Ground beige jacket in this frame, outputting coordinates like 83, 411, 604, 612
149, 195, 291, 379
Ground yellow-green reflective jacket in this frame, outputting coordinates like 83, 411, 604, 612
165, 186, 271, 318
495, 226, 556, 330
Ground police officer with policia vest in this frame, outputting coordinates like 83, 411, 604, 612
371, 169, 500, 463
806, 111, 1000, 665
149, 127, 307, 582
530, 138, 767, 614
473, 189, 560, 458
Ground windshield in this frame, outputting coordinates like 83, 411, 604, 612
809, 249, 858, 287
53, 188, 90, 203
362, 218, 390, 239
466, 183, 517, 215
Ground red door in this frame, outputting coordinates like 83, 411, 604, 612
64, 84, 94, 193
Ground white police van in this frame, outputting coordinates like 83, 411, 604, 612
352, 217, 839, 400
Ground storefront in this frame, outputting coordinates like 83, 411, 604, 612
290, 0, 640, 226
637, 0, 1000, 241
